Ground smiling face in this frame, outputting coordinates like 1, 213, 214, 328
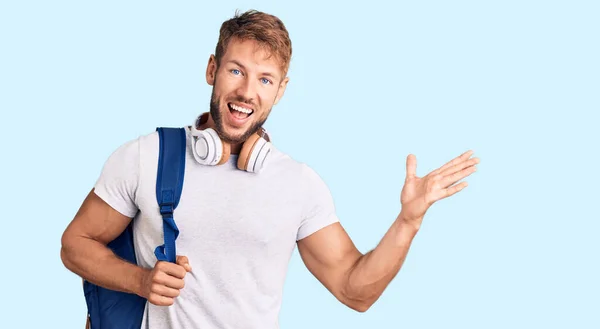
205, 37, 289, 145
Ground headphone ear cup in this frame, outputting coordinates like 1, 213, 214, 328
237, 133, 271, 173
249, 138, 271, 173
218, 139, 231, 165
192, 128, 227, 166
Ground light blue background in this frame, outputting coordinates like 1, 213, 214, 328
1, 0, 598, 328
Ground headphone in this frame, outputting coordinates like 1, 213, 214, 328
189, 112, 272, 173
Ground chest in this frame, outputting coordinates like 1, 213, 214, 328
134, 163, 303, 261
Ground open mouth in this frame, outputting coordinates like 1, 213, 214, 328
228, 103, 254, 120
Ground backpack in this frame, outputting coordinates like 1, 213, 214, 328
83, 127, 187, 329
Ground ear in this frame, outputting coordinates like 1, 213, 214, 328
274, 76, 289, 105
206, 55, 217, 86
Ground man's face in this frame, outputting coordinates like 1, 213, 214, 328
206, 38, 289, 144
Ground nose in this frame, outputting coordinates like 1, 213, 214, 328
236, 76, 256, 103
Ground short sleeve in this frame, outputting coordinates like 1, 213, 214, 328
93, 138, 140, 218
296, 164, 340, 241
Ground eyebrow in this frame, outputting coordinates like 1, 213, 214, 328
227, 59, 277, 79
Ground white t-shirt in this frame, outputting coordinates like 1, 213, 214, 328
93, 126, 339, 329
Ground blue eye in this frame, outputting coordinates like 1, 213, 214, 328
231, 69, 241, 75
261, 78, 271, 85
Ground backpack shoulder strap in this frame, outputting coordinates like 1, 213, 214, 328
154, 127, 187, 263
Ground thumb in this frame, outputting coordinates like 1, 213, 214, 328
176, 255, 192, 272
406, 154, 417, 178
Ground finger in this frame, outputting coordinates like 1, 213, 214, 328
440, 165, 477, 188
155, 271, 186, 289
151, 283, 181, 298
176, 255, 192, 272
434, 150, 474, 175
406, 154, 417, 178
443, 181, 468, 199
148, 294, 175, 306
440, 156, 480, 178
158, 261, 187, 279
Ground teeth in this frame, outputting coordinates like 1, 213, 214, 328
230, 104, 253, 114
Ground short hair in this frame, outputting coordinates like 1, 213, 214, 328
215, 9, 292, 77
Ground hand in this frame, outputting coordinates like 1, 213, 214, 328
140, 255, 192, 306
400, 150, 479, 228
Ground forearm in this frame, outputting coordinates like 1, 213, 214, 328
344, 212, 419, 310
61, 235, 148, 296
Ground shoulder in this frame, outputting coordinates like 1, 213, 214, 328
96, 128, 164, 186
103, 130, 160, 166
263, 146, 313, 176
267, 149, 340, 240
94, 130, 159, 217
121, 128, 184, 163
265, 146, 330, 192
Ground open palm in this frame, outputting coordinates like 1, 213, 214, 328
400, 150, 479, 225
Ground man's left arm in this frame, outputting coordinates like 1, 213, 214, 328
297, 150, 480, 312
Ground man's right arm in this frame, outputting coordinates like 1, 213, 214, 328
60, 188, 148, 296
61, 188, 191, 306
62, 136, 191, 306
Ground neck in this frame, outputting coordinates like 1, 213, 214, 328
228, 143, 243, 155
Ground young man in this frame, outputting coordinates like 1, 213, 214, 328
60, 9, 479, 329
